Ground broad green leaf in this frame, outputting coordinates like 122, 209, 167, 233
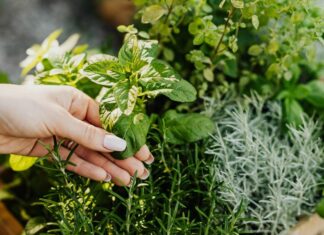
83, 59, 124, 86
24, 217, 47, 235
9, 154, 38, 171
161, 110, 214, 144
142, 5, 167, 24
305, 80, 324, 108
139, 60, 196, 102
113, 80, 139, 115
111, 112, 151, 159
99, 91, 122, 131
292, 84, 310, 100
100, 105, 123, 131
118, 36, 158, 71
284, 98, 304, 126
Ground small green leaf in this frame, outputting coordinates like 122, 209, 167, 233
161, 110, 214, 144
111, 113, 151, 159
203, 68, 214, 82
284, 98, 304, 126
141, 5, 167, 24
9, 154, 38, 172
231, 0, 244, 9
252, 15, 259, 29
248, 45, 263, 56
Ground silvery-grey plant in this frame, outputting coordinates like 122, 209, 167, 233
204, 94, 324, 234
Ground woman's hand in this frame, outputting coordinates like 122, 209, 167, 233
0, 84, 154, 185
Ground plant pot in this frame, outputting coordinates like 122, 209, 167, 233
0, 202, 23, 235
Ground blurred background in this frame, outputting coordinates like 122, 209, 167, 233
0, 0, 135, 83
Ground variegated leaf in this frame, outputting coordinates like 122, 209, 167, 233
113, 80, 139, 115
139, 60, 197, 102
99, 103, 122, 131
82, 59, 125, 87
118, 35, 158, 72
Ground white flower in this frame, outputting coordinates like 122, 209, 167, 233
20, 29, 80, 76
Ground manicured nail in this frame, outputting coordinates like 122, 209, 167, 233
103, 135, 127, 151
104, 174, 112, 182
140, 169, 150, 180
144, 154, 154, 165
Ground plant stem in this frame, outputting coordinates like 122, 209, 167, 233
211, 8, 234, 61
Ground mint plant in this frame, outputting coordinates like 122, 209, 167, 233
83, 35, 198, 158
18, 31, 213, 163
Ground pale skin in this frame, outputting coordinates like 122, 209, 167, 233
0, 84, 154, 186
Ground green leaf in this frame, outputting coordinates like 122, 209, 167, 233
113, 80, 139, 115
316, 198, 324, 218
203, 68, 214, 82
24, 217, 47, 235
284, 98, 304, 126
9, 154, 38, 171
83, 57, 124, 86
140, 60, 196, 102
305, 80, 324, 108
100, 104, 123, 131
118, 36, 158, 71
111, 113, 151, 159
248, 45, 263, 56
252, 15, 259, 29
141, 4, 167, 24
231, 0, 244, 9
161, 110, 214, 144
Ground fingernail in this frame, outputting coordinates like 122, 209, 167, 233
140, 169, 150, 180
104, 135, 127, 151
104, 174, 112, 182
144, 154, 154, 165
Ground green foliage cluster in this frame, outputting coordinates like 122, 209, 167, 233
133, 0, 324, 123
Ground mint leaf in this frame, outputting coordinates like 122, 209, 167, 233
111, 112, 151, 159
140, 60, 197, 102
161, 110, 214, 144
113, 80, 139, 115
118, 36, 158, 71
83, 59, 125, 86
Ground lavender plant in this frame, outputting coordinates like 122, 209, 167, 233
205, 94, 324, 234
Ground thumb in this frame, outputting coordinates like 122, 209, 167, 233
57, 114, 126, 153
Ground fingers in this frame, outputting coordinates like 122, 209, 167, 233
56, 114, 126, 153
74, 145, 132, 186
104, 153, 149, 180
28, 138, 109, 182
134, 145, 154, 164
67, 87, 102, 127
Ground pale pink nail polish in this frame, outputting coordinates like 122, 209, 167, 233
144, 154, 154, 165
140, 169, 150, 180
